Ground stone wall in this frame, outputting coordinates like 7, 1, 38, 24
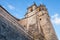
0, 15, 32, 40
18, 18, 27, 29
38, 11, 58, 40
0, 6, 33, 40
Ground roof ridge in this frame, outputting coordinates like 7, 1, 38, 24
0, 5, 20, 21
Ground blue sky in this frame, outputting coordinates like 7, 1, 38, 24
0, 0, 60, 40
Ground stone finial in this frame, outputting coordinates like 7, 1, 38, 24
40, 3, 45, 7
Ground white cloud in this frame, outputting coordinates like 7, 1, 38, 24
57, 36, 60, 40
8, 4, 15, 10
51, 13, 60, 25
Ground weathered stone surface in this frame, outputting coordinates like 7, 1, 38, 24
0, 3, 58, 40
19, 4, 58, 40
0, 16, 31, 40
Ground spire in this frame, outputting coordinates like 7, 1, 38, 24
33, 2, 37, 6
40, 3, 45, 7
39, 3, 47, 11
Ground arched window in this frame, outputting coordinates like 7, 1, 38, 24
30, 8, 33, 12
39, 8, 41, 11
42, 8, 44, 10
40, 18, 41, 20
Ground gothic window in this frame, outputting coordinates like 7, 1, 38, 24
39, 9, 41, 11
30, 8, 33, 12
40, 8, 44, 11
28, 8, 33, 12
39, 8, 41, 11
40, 18, 41, 20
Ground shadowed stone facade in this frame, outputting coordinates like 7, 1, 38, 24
0, 3, 58, 40
0, 5, 33, 40
0, 16, 32, 40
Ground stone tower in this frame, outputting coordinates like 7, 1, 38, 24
21, 3, 58, 40
37, 4, 58, 40
0, 3, 58, 40
18, 3, 58, 40
25, 3, 45, 40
